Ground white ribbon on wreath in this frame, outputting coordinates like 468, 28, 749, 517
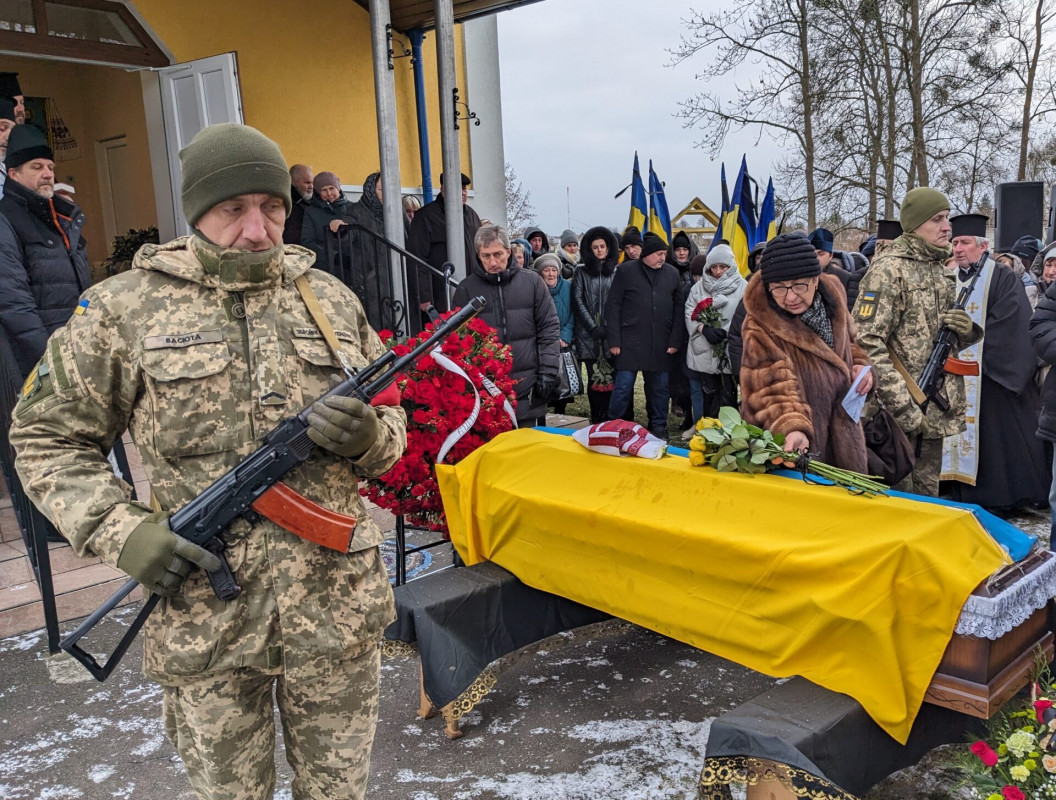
430, 347, 517, 463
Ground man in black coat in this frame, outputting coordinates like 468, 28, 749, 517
407, 172, 482, 321
0, 124, 90, 379
452, 225, 560, 427
282, 163, 313, 244
604, 232, 685, 438
809, 227, 862, 309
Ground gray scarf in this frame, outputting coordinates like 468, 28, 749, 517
798, 292, 834, 349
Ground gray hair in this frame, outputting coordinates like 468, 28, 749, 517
402, 195, 421, 212
289, 163, 312, 179
474, 224, 510, 252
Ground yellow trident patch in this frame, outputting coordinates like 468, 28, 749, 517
857, 291, 878, 321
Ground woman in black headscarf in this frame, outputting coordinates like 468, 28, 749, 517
341, 172, 400, 326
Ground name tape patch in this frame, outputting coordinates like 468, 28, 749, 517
143, 329, 224, 350
292, 327, 356, 342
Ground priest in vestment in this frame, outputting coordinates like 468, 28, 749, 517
941, 213, 1049, 512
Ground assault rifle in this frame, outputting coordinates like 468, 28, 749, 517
60, 297, 486, 681
914, 265, 983, 413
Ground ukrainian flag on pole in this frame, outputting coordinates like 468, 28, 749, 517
647, 160, 673, 244
627, 152, 648, 235
757, 178, 777, 244
722, 161, 751, 275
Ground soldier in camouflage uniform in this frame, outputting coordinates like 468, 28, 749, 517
852, 187, 980, 496
9, 123, 407, 800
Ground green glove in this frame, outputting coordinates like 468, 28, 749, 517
306, 395, 380, 458
941, 309, 974, 340
116, 514, 222, 598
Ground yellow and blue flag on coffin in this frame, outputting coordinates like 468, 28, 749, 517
647, 160, 672, 244
627, 152, 648, 235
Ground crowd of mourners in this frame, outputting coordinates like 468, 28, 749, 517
352, 182, 1053, 532
279, 163, 1056, 529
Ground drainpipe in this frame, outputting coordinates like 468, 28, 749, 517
408, 28, 433, 204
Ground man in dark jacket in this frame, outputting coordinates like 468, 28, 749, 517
407, 172, 482, 319
809, 227, 862, 309
282, 163, 313, 244
453, 225, 560, 427
605, 232, 685, 438
524, 226, 550, 263
0, 124, 90, 379
1030, 275, 1056, 540
620, 226, 643, 262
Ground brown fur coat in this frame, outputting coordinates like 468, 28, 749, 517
740, 272, 870, 472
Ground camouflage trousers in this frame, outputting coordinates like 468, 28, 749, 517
162, 644, 381, 800
894, 436, 943, 497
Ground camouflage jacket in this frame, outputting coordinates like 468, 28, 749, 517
9, 237, 406, 684
852, 233, 970, 438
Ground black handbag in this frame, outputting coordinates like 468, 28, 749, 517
553, 348, 581, 402
862, 405, 915, 486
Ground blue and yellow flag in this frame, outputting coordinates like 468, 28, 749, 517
757, 178, 777, 244
647, 160, 673, 244
627, 152, 648, 235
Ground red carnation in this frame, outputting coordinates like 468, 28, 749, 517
1036, 698, 1054, 724
1003, 787, 1025, 800
360, 316, 516, 534
970, 741, 999, 767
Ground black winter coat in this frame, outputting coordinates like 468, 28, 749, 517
282, 186, 311, 245
407, 194, 483, 308
604, 259, 685, 373
825, 260, 863, 310
572, 226, 619, 361
301, 195, 353, 275
0, 180, 91, 377
1029, 279, 1056, 441
453, 264, 560, 423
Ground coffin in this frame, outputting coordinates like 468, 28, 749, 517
926, 548, 1056, 718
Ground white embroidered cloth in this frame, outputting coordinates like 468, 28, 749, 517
572, 420, 667, 460
954, 552, 1056, 639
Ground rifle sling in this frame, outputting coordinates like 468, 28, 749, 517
294, 274, 353, 373
886, 347, 928, 406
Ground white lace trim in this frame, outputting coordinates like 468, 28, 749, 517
954, 554, 1056, 639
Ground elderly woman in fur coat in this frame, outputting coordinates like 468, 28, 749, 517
740, 233, 873, 470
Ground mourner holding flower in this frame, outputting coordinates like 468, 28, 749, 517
739, 232, 873, 470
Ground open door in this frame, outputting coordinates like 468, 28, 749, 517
158, 53, 243, 235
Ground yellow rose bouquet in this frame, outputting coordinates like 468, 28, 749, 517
687, 406, 888, 497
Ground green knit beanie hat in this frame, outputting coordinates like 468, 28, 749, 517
180, 123, 292, 226
899, 187, 949, 234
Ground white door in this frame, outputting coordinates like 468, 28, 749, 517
158, 53, 243, 235
96, 136, 137, 248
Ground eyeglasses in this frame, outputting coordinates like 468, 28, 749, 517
769, 282, 813, 298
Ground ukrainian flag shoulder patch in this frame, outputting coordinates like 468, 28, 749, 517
74, 299, 89, 316
857, 291, 877, 321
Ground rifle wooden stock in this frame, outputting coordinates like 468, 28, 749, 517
251, 481, 357, 552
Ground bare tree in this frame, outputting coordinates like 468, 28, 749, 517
504, 162, 535, 236
671, 0, 835, 228
992, 0, 1056, 179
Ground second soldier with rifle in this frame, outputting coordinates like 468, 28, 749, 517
9, 123, 409, 800
853, 187, 982, 497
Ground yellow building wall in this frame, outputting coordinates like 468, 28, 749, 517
0, 54, 157, 267
132, 0, 473, 192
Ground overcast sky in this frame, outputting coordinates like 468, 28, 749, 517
496, 0, 782, 236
